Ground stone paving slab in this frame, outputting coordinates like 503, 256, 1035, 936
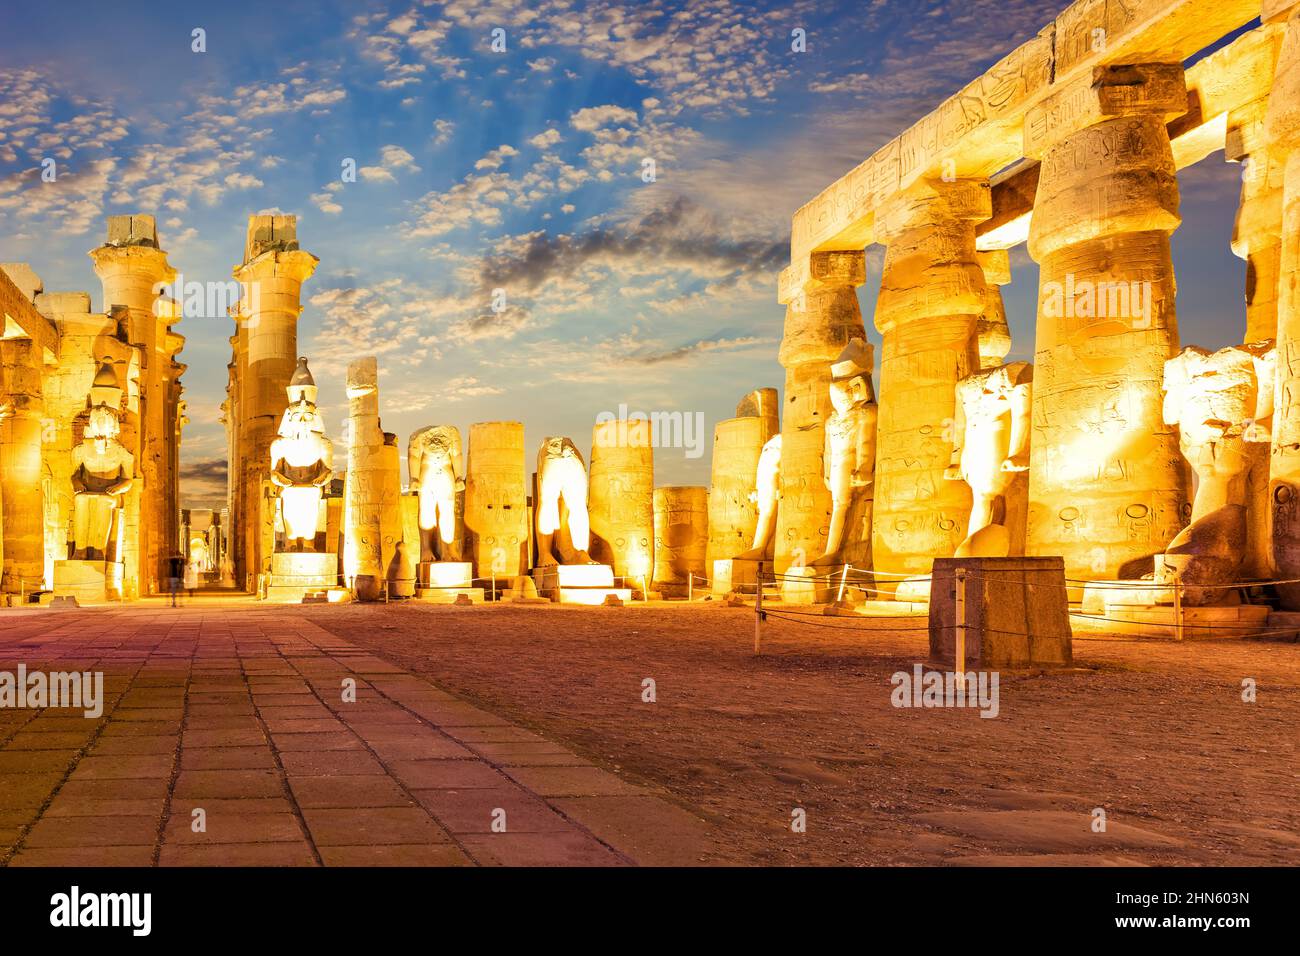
0, 606, 708, 866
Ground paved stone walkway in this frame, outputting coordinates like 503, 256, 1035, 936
0, 606, 706, 866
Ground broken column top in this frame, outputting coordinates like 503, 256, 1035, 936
104, 214, 158, 248
243, 214, 300, 263
346, 356, 379, 396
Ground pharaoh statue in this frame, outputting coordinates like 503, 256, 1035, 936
409, 425, 464, 563
269, 357, 334, 552
535, 437, 594, 566
69, 359, 134, 561
944, 362, 1033, 557
812, 338, 877, 566
736, 434, 781, 560
1158, 343, 1275, 603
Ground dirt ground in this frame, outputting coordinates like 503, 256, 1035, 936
301, 601, 1300, 866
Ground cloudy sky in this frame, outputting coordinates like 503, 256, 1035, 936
0, 0, 1249, 508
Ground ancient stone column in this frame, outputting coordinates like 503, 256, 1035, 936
975, 250, 1013, 371
705, 413, 773, 573
1267, 2, 1300, 603
589, 418, 655, 586
774, 251, 866, 571
653, 486, 709, 597
343, 357, 385, 600
89, 215, 177, 595
734, 387, 779, 441
463, 421, 529, 579
231, 215, 318, 590
871, 179, 988, 578
0, 340, 44, 595
1024, 63, 1189, 582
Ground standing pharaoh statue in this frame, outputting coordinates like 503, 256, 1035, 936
535, 437, 594, 566
269, 358, 334, 552
1159, 343, 1275, 603
409, 425, 464, 562
812, 338, 877, 566
944, 362, 1033, 557
70, 359, 134, 560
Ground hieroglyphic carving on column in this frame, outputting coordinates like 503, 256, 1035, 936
0, 341, 45, 593
1024, 63, 1190, 581
589, 418, 655, 581
871, 179, 988, 577
652, 486, 709, 596
774, 251, 866, 571
705, 413, 772, 571
1265, 2, 1300, 605
464, 421, 529, 579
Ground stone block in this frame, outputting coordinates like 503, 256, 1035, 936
928, 557, 1072, 668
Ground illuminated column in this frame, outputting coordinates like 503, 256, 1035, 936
774, 251, 866, 570
705, 412, 774, 571
653, 486, 709, 597
1267, 2, 1300, 602
464, 421, 529, 579
231, 215, 318, 589
343, 357, 385, 599
89, 215, 176, 594
0, 340, 45, 595
871, 180, 987, 577
976, 250, 1013, 371
1024, 63, 1188, 581
589, 418, 655, 586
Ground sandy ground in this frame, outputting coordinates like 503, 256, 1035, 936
299, 600, 1300, 866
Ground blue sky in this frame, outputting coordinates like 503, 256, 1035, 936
0, 0, 1248, 507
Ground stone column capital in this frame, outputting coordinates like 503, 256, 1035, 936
88, 243, 176, 284
233, 248, 319, 285
778, 250, 865, 305
875, 178, 991, 243
1024, 63, 1188, 160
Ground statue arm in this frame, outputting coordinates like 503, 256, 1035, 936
106, 466, 133, 495
71, 462, 89, 493
853, 406, 877, 486
943, 395, 967, 480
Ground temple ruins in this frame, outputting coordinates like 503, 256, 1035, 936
3, 0, 1300, 634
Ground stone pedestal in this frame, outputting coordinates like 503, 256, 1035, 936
928, 557, 1072, 668
266, 551, 338, 603
1024, 64, 1190, 582
532, 564, 631, 605
415, 561, 483, 604
711, 557, 761, 599
779, 566, 826, 605
872, 179, 988, 577
53, 559, 123, 604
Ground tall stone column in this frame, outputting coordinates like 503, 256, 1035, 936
1024, 63, 1188, 581
652, 486, 709, 597
589, 418, 655, 586
89, 215, 176, 594
975, 250, 1013, 371
464, 421, 529, 579
1266, 2, 1300, 602
0, 340, 45, 596
343, 357, 385, 600
871, 180, 987, 577
774, 251, 866, 571
231, 215, 318, 590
